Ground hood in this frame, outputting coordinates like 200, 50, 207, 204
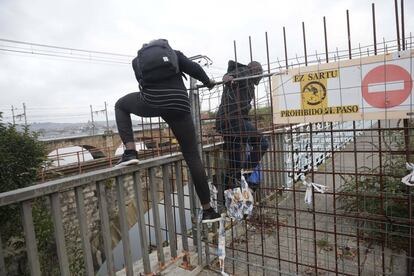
227, 60, 249, 74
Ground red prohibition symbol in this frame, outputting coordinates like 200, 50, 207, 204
362, 64, 412, 108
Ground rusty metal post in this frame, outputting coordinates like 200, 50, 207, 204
323, 16, 329, 63
302, 22, 308, 66
403, 119, 413, 274
347, 10, 352, 59
283, 27, 288, 69
372, 3, 377, 55
394, 0, 401, 51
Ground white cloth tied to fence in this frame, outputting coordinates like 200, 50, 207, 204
217, 216, 229, 276
300, 175, 327, 205
401, 162, 414, 187
209, 181, 218, 211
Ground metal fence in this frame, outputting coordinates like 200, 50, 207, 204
0, 1, 413, 276
0, 148, 223, 275
194, 1, 413, 274
199, 116, 413, 275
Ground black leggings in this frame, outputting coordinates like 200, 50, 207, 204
115, 92, 210, 205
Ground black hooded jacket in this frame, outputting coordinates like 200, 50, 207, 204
132, 50, 210, 113
215, 60, 256, 131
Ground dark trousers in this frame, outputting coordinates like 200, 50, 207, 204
220, 119, 269, 189
115, 92, 210, 205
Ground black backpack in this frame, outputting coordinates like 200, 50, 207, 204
132, 39, 179, 84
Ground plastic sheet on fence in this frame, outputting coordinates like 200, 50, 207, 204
224, 174, 254, 221
300, 175, 327, 205
402, 162, 414, 186
209, 181, 218, 211
217, 216, 229, 276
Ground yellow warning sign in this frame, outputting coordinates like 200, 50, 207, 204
293, 70, 339, 109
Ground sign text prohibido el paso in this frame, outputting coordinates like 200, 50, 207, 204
271, 50, 414, 124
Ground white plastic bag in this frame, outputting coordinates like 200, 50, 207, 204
402, 162, 414, 186
217, 216, 229, 275
224, 174, 254, 221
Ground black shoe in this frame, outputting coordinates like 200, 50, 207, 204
115, 150, 139, 167
201, 208, 221, 223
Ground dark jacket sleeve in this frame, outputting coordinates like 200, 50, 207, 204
131, 57, 142, 83
176, 51, 210, 85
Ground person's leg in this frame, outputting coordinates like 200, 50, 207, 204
162, 111, 211, 208
115, 92, 161, 148
242, 120, 269, 170
115, 92, 161, 165
223, 135, 242, 189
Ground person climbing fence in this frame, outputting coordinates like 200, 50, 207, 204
215, 60, 269, 191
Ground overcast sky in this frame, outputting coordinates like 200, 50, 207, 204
0, 0, 413, 123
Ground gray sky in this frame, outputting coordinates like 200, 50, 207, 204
0, 0, 412, 123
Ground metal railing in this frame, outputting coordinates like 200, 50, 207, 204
0, 145, 223, 275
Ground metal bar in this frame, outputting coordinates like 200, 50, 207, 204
289, 124, 299, 274
245, 219, 250, 276
203, 223, 210, 267
21, 201, 41, 276
329, 122, 339, 275
233, 40, 238, 72
149, 167, 165, 266
250, 35, 259, 131
309, 124, 319, 274
215, 149, 224, 209
352, 121, 361, 276
377, 121, 386, 274
403, 119, 413, 274
270, 136, 277, 194
115, 176, 133, 276
346, 10, 352, 59
283, 27, 288, 69
188, 166, 202, 265
302, 22, 308, 66
372, 3, 377, 55
195, 72, 279, 89
323, 16, 329, 63
50, 193, 70, 276
174, 161, 189, 252
187, 168, 198, 248
96, 181, 115, 276
394, 0, 401, 51
133, 171, 152, 274
249, 36, 253, 62
75, 186, 94, 276
162, 164, 177, 259
0, 231, 6, 276
0, 151, 193, 207
401, 0, 405, 50
205, 152, 212, 181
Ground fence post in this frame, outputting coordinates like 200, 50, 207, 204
0, 231, 6, 276
189, 78, 204, 264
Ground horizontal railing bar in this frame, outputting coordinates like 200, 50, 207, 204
194, 72, 281, 89
0, 143, 223, 207
0, 154, 181, 207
